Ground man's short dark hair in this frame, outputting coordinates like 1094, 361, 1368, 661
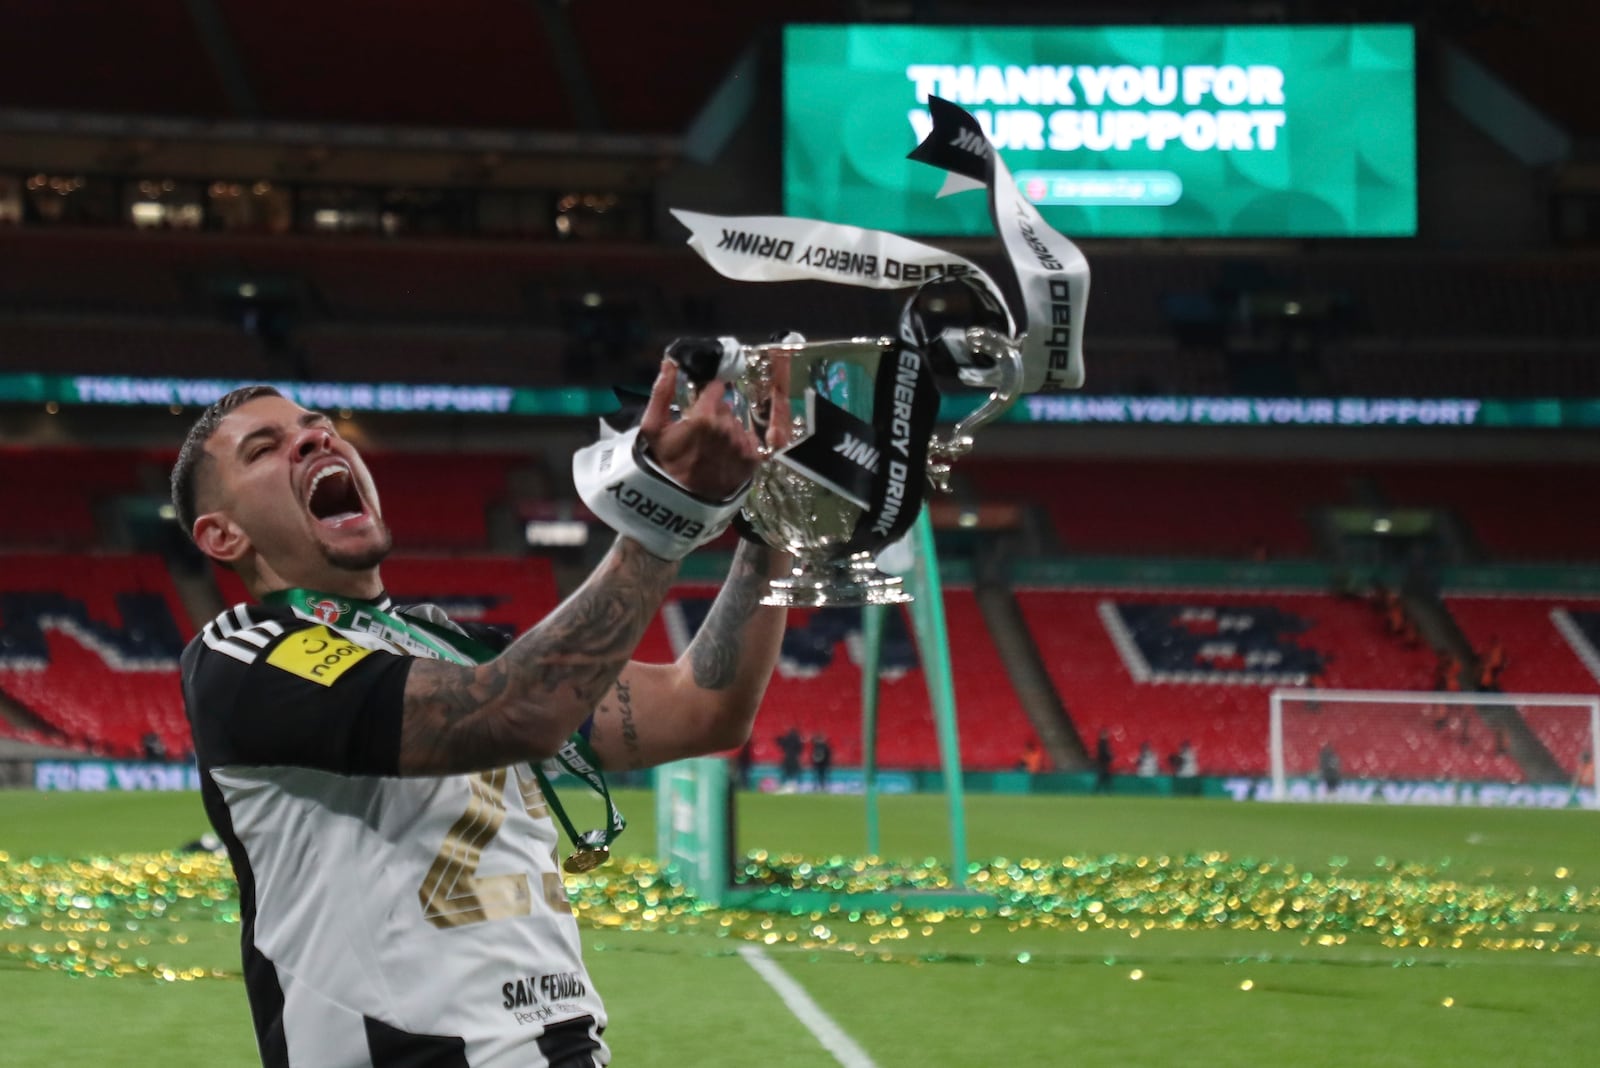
170, 385, 284, 540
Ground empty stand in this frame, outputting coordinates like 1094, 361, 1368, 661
1079, 346, 1231, 396
0, 553, 192, 757
662, 587, 1036, 770
0, 318, 270, 378
0, 231, 191, 315
1447, 594, 1600, 776
1017, 587, 1439, 776
967, 459, 1353, 558
0, 447, 152, 549
0, 0, 226, 117
1377, 463, 1600, 562
1319, 346, 1600, 398
214, 0, 572, 129
295, 243, 541, 324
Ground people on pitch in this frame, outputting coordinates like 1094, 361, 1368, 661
1017, 738, 1047, 774
777, 726, 805, 791
1094, 728, 1114, 793
1172, 740, 1198, 778
1136, 741, 1159, 778
810, 733, 833, 791
173, 370, 790, 1067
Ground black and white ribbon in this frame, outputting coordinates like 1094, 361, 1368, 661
672, 96, 1089, 394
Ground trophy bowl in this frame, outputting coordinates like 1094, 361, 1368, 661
671, 315, 1025, 608
744, 336, 909, 607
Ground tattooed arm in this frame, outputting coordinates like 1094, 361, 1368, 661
395, 358, 767, 776
396, 537, 677, 775
586, 540, 790, 771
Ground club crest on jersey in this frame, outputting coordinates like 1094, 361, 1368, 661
311, 599, 348, 624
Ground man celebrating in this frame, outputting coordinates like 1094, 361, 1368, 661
174, 362, 789, 1067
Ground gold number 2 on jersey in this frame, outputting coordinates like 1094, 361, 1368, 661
418, 768, 571, 928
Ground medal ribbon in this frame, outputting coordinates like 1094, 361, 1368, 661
262, 588, 624, 871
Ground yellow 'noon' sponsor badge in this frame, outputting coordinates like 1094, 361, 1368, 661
266, 625, 372, 686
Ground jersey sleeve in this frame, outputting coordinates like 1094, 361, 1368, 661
183, 617, 415, 776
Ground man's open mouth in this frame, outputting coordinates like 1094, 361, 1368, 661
305, 461, 366, 525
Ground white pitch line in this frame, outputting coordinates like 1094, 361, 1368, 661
738, 945, 879, 1068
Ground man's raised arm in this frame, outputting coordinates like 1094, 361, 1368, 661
398, 537, 676, 775
584, 539, 790, 772
396, 360, 762, 776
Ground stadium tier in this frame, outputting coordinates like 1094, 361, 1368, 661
1445, 593, 1600, 775
1376, 463, 1600, 562
0, 318, 271, 378
214, 0, 572, 129
0, 553, 192, 757
1016, 587, 1439, 775
0, 231, 192, 315
1318, 345, 1600, 398
0, 447, 155, 549
0, 230, 652, 325
966, 459, 1351, 558
0, 0, 225, 117
665, 586, 1036, 770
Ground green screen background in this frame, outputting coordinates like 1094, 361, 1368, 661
783, 24, 1416, 238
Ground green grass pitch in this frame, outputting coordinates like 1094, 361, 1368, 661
4, 788, 1600, 1067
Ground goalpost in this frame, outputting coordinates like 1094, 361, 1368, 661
1269, 688, 1600, 809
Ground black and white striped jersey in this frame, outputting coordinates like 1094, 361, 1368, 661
182, 599, 608, 1068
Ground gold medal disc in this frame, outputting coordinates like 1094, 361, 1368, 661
563, 847, 609, 873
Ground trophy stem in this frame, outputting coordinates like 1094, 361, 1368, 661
762, 551, 911, 608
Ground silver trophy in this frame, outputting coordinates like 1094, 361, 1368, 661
669, 279, 1026, 607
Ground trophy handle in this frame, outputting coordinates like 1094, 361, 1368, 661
925, 327, 1025, 493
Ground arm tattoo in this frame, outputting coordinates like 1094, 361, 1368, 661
614, 677, 642, 769
398, 539, 676, 775
688, 541, 772, 691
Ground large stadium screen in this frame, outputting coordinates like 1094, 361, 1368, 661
783, 24, 1417, 238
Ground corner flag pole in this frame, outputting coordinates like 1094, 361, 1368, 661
860, 509, 970, 884
907, 509, 970, 885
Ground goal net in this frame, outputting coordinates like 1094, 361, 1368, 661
1269, 689, 1599, 809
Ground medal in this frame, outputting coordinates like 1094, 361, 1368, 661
564, 847, 609, 874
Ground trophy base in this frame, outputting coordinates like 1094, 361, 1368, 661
763, 553, 912, 608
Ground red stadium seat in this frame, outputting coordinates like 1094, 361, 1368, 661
1446, 594, 1600, 777
658, 585, 1038, 771
967, 459, 1351, 558
1378, 464, 1600, 563
0, 553, 194, 758
0, 448, 152, 549
1015, 587, 1450, 777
